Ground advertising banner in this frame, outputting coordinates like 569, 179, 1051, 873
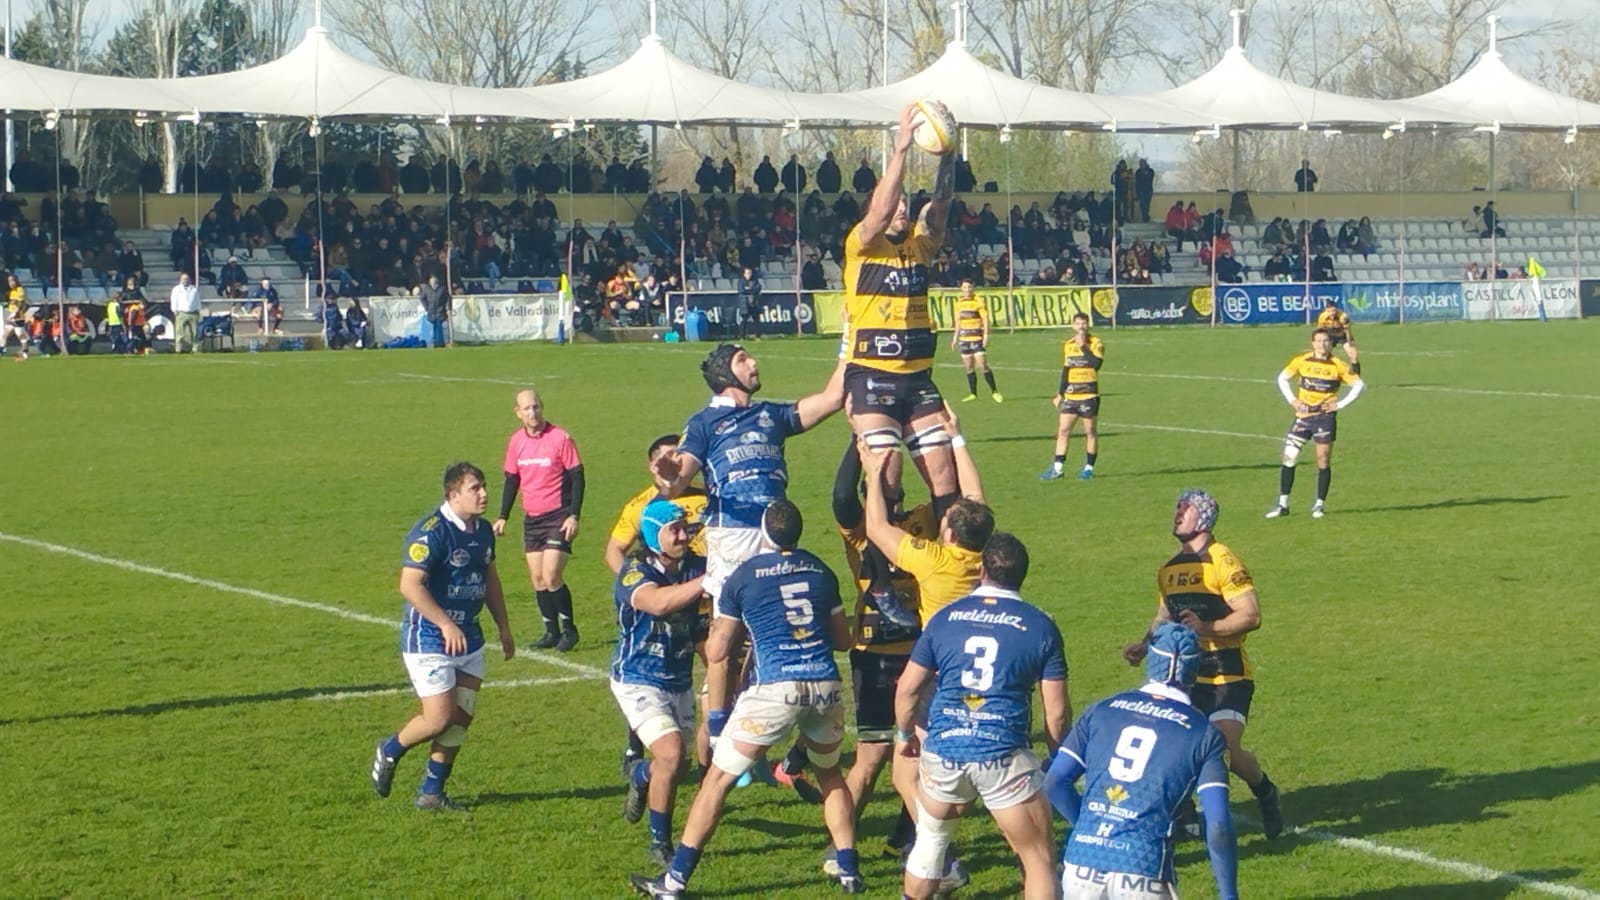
1341, 282, 1464, 323
1462, 279, 1580, 320
369, 294, 564, 343
1581, 279, 1600, 318
1215, 283, 1342, 325
814, 286, 1096, 335
1110, 286, 1211, 326
670, 291, 818, 338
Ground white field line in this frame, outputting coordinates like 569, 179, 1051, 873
1116, 423, 1279, 442
1290, 825, 1600, 899
654, 346, 1600, 401
0, 531, 608, 681
307, 675, 589, 702
6, 530, 1594, 896
392, 372, 553, 385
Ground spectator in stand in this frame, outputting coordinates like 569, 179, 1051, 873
1481, 201, 1506, 238
1228, 190, 1254, 226
1134, 159, 1155, 222
170, 218, 197, 270
1336, 219, 1360, 254
695, 157, 718, 194
251, 276, 281, 332
1111, 159, 1134, 223
1149, 241, 1172, 278
344, 298, 369, 348
1310, 219, 1333, 254
638, 273, 666, 324
1491, 259, 1509, 279
717, 157, 737, 193
852, 156, 877, 195
1214, 249, 1245, 284
1310, 249, 1337, 282
604, 265, 635, 322
1356, 216, 1378, 257
781, 154, 807, 194
1263, 247, 1293, 281
737, 265, 762, 340
217, 255, 249, 299
1466, 205, 1486, 235
139, 155, 163, 194
1119, 247, 1151, 285
400, 156, 431, 194
1030, 263, 1059, 286
171, 272, 202, 353
954, 155, 977, 192
1294, 159, 1318, 192
1464, 261, 1484, 281
753, 156, 779, 193
801, 249, 826, 289
1164, 201, 1193, 250
29, 306, 60, 356
816, 152, 842, 193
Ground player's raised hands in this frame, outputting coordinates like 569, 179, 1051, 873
1121, 640, 1148, 666
651, 449, 683, 482
939, 402, 962, 438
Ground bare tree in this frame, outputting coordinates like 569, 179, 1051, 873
968, 0, 1155, 91
242, 0, 306, 179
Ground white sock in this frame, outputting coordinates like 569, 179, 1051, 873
1277, 494, 1290, 507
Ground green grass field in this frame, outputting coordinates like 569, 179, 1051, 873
2, 321, 1597, 898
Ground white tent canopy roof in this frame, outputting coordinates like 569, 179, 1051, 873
821, 41, 1204, 130
1122, 46, 1455, 130
0, 57, 193, 116
1401, 48, 1600, 130
515, 34, 884, 126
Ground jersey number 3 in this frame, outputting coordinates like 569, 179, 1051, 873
960, 635, 999, 692
1109, 725, 1158, 783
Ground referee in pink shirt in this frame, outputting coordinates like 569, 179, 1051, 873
492, 389, 586, 651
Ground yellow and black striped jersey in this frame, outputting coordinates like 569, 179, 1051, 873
1062, 334, 1105, 399
896, 533, 982, 624
1282, 352, 1357, 415
1316, 307, 1351, 336
953, 297, 987, 343
1156, 539, 1256, 685
610, 486, 709, 557
842, 223, 940, 374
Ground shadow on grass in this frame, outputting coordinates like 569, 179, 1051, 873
472, 783, 625, 806
1339, 494, 1568, 514
1302, 869, 1586, 899
0, 682, 400, 726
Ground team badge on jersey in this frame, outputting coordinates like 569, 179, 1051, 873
449, 549, 471, 568
622, 569, 644, 587
408, 541, 429, 563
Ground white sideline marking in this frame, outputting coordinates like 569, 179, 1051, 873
664, 347, 1600, 401
0, 531, 607, 681
1291, 825, 1600, 899
1117, 423, 1279, 442
394, 372, 555, 386
307, 675, 589, 702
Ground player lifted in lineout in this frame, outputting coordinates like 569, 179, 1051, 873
841, 100, 962, 526
1315, 297, 1359, 368
1266, 327, 1365, 519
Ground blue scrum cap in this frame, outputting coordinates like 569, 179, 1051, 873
640, 500, 686, 552
1146, 622, 1202, 687
1176, 488, 1219, 533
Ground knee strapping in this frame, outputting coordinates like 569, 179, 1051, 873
905, 425, 951, 458
1282, 436, 1306, 465
807, 744, 841, 769
711, 740, 759, 777
436, 687, 477, 747
861, 428, 902, 452
905, 802, 957, 880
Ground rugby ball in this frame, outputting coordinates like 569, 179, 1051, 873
910, 99, 957, 156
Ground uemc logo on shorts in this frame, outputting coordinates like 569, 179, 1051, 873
783, 688, 841, 706
973, 753, 1015, 771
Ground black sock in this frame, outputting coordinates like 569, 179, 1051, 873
1279, 465, 1296, 496
535, 590, 558, 634
966, 371, 977, 394
982, 369, 997, 391
1252, 772, 1276, 798
932, 491, 960, 526
889, 803, 917, 849
1085, 451, 1097, 466
1053, 453, 1066, 466
781, 744, 809, 775
552, 583, 576, 632
1316, 467, 1331, 502
627, 729, 645, 757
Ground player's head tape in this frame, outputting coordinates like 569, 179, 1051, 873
1176, 488, 1219, 533
641, 500, 686, 552
702, 343, 751, 394
1146, 623, 1202, 686
760, 498, 803, 550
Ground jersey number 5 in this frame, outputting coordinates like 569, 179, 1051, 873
780, 582, 813, 626
1109, 725, 1158, 783
960, 635, 999, 692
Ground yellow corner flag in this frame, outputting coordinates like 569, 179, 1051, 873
1527, 256, 1546, 279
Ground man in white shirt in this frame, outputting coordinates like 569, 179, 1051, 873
170, 272, 202, 353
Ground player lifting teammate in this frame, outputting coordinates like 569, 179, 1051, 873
950, 278, 1001, 402
1123, 489, 1282, 839
895, 533, 1071, 900
1041, 312, 1103, 481
1048, 623, 1240, 900
842, 101, 961, 523
1266, 327, 1365, 519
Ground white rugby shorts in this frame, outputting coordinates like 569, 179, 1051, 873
1061, 866, 1180, 900
722, 680, 846, 749
703, 526, 764, 602
918, 747, 1044, 810
610, 679, 695, 747
402, 647, 486, 698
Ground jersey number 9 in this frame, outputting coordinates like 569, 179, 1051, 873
1110, 725, 1158, 783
